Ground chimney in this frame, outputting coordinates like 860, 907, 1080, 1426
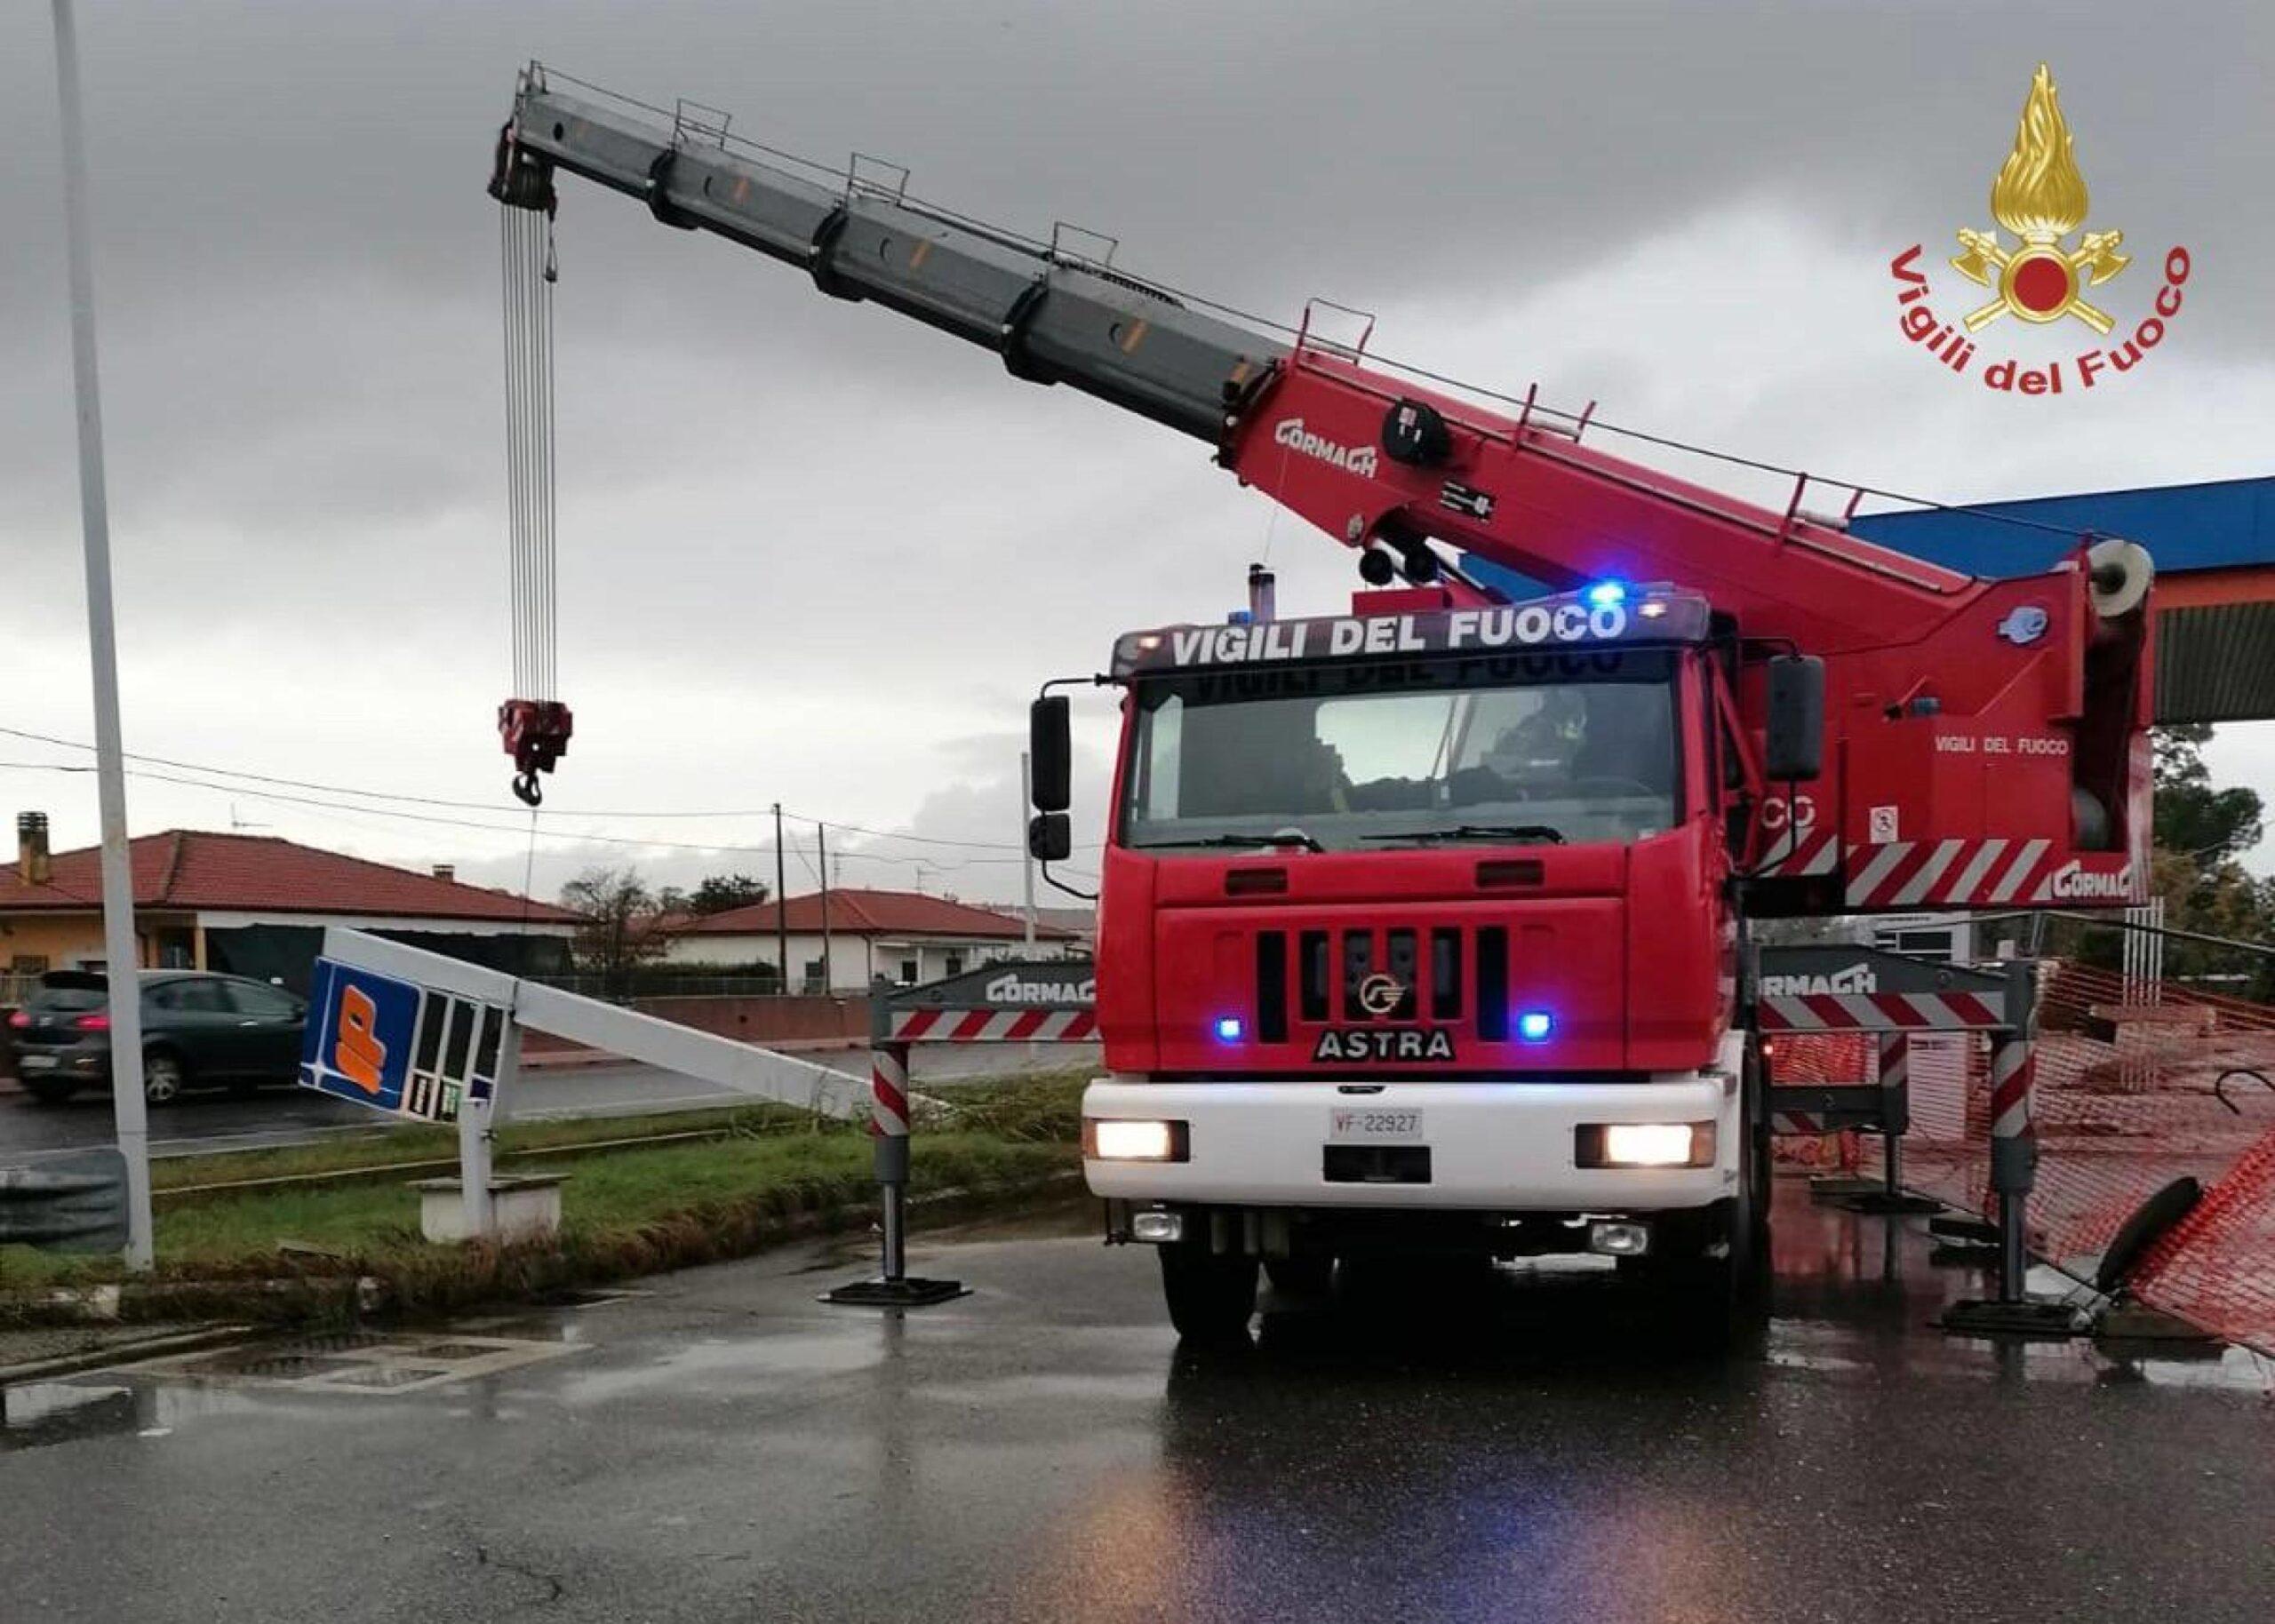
17, 813, 50, 886
431, 863, 457, 884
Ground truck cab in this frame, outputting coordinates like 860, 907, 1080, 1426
1050, 582, 1815, 1337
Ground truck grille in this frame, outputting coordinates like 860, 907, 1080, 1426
1255, 925, 1508, 1040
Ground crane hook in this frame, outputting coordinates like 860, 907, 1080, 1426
513, 770, 545, 808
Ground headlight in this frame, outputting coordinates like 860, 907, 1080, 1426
1575, 1122, 1716, 1168
1082, 1118, 1190, 1162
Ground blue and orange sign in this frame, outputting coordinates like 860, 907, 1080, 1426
299, 959, 422, 1114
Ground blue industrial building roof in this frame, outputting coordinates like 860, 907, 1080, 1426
1849, 475, 2275, 578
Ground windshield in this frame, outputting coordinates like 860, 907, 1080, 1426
1120, 650, 1681, 853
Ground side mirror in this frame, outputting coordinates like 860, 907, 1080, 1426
1763, 656, 1824, 781
1029, 695, 1071, 812
1027, 812, 1071, 863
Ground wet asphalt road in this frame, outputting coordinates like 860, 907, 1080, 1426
3, 1186, 2271, 1624
0, 1044, 1098, 1158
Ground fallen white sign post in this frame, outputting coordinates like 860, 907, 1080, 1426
305, 929, 866, 1240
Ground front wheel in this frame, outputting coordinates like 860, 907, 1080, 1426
1159, 1246, 1258, 1343
1264, 1254, 1335, 1297
142, 1052, 187, 1107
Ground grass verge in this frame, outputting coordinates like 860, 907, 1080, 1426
0, 1073, 1090, 1322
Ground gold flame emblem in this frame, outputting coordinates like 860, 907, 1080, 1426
1951, 64, 2129, 333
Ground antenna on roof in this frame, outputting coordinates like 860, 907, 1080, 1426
228, 802, 270, 832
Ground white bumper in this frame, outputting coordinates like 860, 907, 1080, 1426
1083, 1072, 1740, 1212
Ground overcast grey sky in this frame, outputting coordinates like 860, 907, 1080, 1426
4, 0, 2269, 902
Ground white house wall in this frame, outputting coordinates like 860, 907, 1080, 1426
662, 928, 1081, 991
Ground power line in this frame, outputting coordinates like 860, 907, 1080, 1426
0, 723, 1099, 855
0, 756, 1072, 869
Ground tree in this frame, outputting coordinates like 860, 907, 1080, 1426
559, 865, 676, 990
2154, 724, 2263, 865
2077, 727, 2275, 999
684, 872, 770, 917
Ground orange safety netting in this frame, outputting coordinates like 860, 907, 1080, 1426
1816, 960, 2275, 1354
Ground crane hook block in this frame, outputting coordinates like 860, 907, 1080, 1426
499, 697, 573, 806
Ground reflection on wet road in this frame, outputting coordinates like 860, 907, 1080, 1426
4, 1184, 2269, 1622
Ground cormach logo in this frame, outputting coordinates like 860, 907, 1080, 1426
1273, 418, 1379, 478
982, 971, 1096, 1005
2041, 860, 2135, 902
1888, 64, 2191, 395
1759, 965, 1879, 999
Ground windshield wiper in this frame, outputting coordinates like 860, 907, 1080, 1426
1130, 830, 1326, 853
1361, 823, 1567, 846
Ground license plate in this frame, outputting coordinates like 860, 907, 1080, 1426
1329, 1106, 1424, 1142
17, 1053, 56, 1071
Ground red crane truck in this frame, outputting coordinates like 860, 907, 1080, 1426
491, 68, 2155, 1335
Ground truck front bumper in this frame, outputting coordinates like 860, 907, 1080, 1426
1082, 1073, 1741, 1213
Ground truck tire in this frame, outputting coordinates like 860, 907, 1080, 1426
1264, 1254, 1334, 1297
1159, 1246, 1258, 1343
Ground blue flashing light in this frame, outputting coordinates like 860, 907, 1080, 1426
1517, 1010, 1554, 1043
1584, 580, 1626, 609
1225, 609, 1254, 625
1214, 1015, 1246, 1043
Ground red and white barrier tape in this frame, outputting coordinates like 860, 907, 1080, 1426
1759, 991, 2004, 1032
886, 1007, 1098, 1043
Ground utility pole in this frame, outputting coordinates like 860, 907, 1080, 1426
771, 801, 789, 996
817, 822, 833, 994
1020, 751, 1036, 949
50, 0, 153, 1270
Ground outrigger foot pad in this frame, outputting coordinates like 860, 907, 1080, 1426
1939, 1298, 2084, 1338
1829, 1190, 1944, 1214
823, 1276, 969, 1308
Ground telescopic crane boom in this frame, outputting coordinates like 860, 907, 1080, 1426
491, 66, 2153, 912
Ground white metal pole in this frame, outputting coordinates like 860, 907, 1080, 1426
51, 0, 153, 1271
1020, 751, 1036, 949
458, 1023, 512, 1239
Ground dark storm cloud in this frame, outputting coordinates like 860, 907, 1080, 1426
7, 1, 2267, 513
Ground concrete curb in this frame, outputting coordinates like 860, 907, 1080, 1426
0, 1322, 254, 1387
0, 1167, 1087, 1331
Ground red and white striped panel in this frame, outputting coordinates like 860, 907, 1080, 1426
1841, 838, 2136, 909
1771, 1111, 1829, 1134
870, 1046, 910, 1139
1877, 1032, 1908, 1091
886, 1007, 1098, 1043
1755, 828, 1839, 880
1758, 990, 2005, 1033
1988, 1038, 2033, 1141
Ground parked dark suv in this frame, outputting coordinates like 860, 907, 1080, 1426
5, 970, 307, 1106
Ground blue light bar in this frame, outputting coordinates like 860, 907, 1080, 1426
1584, 581, 1626, 609
1214, 1015, 1245, 1042
1517, 1010, 1554, 1042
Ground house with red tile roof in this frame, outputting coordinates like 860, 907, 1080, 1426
665, 887, 1083, 992
1, 815, 578, 997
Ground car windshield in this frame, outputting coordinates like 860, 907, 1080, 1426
29, 985, 106, 1013
1120, 649, 1680, 854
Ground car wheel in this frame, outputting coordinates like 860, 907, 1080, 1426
142, 1052, 188, 1107
24, 1079, 77, 1106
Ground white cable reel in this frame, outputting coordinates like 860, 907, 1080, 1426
2086, 537, 2154, 619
